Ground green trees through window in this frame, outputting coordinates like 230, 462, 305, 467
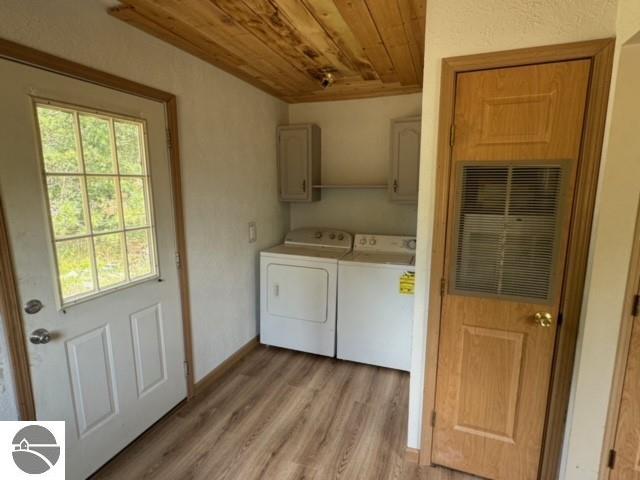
36, 103, 157, 303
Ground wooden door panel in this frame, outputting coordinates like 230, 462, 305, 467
434, 296, 557, 478
611, 313, 640, 479
479, 92, 556, 145
456, 325, 524, 443
432, 60, 591, 479
454, 60, 591, 161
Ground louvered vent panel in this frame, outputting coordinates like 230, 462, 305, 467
453, 165, 563, 301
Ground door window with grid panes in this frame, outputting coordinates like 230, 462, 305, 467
35, 102, 158, 305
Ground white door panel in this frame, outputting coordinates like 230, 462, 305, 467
267, 263, 328, 323
131, 304, 168, 398
66, 326, 119, 437
0, 58, 186, 479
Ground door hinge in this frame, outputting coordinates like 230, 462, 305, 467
440, 278, 446, 297
632, 294, 640, 317
183, 360, 190, 378
449, 124, 456, 146
431, 410, 437, 427
175, 251, 181, 269
607, 449, 617, 469
166, 128, 172, 150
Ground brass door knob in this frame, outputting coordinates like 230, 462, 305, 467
534, 312, 553, 327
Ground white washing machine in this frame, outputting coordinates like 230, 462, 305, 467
260, 228, 353, 357
337, 234, 416, 371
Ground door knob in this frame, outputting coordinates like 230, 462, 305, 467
534, 312, 553, 328
24, 299, 44, 315
30, 328, 51, 345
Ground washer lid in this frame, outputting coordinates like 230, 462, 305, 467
341, 251, 415, 266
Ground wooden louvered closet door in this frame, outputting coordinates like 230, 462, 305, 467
431, 60, 591, 479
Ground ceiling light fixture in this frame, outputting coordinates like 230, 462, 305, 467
320, 72, 335, 89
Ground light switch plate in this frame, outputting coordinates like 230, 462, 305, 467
248, 221, 257, 243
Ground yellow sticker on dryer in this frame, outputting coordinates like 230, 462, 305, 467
400, 271, 415, 295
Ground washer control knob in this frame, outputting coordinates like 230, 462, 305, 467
369, 238, 377, 246
314, 231, 323, 239
407, 239, 417, 250
329, 233, 336, 240
337, 234, 344, 241
359, 237, 367, 245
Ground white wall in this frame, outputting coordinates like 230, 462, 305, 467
0, 0, 289, 382
290, 189, 417, 235
289, 95, 420, 235
408, 0, 618, 454
562, 1, 640, 476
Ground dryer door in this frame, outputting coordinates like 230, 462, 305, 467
267, 263, 329, 323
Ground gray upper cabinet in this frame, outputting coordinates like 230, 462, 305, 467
277, 124, 321, 202
389, 117, 421, 203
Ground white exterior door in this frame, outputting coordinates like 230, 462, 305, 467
0, 59, 187, 479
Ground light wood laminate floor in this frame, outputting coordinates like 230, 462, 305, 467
93, 346, 479, 480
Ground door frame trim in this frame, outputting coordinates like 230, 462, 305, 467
0, 37, 196, 416
0, 195, 35, 419
419, 38, 615, 479
598, 201, 640, 479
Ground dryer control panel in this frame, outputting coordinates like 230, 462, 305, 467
284, 228, 353, 249
353, 234, 416, 253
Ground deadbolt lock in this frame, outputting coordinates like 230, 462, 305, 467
24, 299, 44, 315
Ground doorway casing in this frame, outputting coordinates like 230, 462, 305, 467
0, 37, 196, 418
599, 204, 640, 479
419, 38, 615, 478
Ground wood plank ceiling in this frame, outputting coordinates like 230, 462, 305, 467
109, 0, 426, 103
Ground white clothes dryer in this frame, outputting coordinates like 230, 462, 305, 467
260, 228, 352, 356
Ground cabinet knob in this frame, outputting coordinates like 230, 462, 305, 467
393, 180, 399, 193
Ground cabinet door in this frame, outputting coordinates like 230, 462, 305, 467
390, 117, 421, 202
278, 126, 310, 201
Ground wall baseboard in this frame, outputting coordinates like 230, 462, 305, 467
405, 447, 420, 464
193, 336, 260, 397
